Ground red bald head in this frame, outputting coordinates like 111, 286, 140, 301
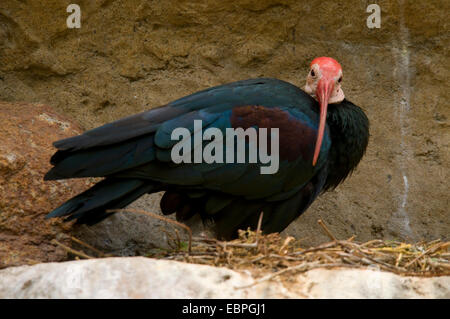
310, 57, 342, 74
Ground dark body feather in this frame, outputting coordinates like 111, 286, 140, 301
45, 78, 369, 239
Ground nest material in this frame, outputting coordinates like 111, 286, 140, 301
58, 209, 450, 282
154, 231, 450, 280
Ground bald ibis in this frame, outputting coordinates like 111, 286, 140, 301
45, 57, 369, 239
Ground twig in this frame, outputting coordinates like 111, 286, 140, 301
279, 236, 295, 255
427, 260, 450, 270
51, 239, 94, 259
317, 219, 337, 241
225, 212, 264, 250
361, 239, 385, 247
339, 241, 403, 272
70, 236, 111, 257
395, 253, 403, 267
107, 208, 192, 254
160, 227, 178, 250
404, 242, 448, 268
194, 236, 256, 249
196, 215, 264, 251
246, 255, 267, 264
316, 252, 338, 263
255, 212, 264, 244
291, 241, 338, 256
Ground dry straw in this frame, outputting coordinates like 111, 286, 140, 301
54, 209, 450, 282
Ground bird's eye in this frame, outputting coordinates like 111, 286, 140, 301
310, 70, 315, 77
338, 76, 342, 83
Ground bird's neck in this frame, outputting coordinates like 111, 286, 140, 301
323, 99, 370, 191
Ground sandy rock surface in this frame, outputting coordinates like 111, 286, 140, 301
0, 102, 93, 268
0, 257, 448, 298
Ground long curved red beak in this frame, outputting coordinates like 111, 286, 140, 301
312, 78, 334, 166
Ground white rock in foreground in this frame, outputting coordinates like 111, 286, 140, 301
0, 257, 448, 298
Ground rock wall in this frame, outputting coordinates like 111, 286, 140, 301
0, 102, 93, 268
0, 0, 448, 247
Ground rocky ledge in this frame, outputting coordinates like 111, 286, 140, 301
0, 257, 448, 298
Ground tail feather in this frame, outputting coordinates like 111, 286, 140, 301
44, 135, 156, 180
46, 178, 161, 224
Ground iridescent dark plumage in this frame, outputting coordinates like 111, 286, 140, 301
45, 78, 369, 239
